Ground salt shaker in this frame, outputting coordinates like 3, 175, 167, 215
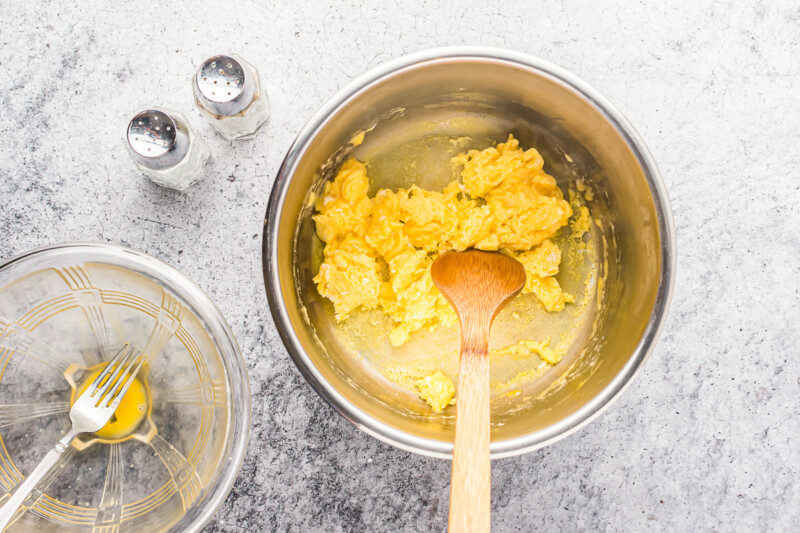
125, 108, 211, 191
193, 54, 270, 140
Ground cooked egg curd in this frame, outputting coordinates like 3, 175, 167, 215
313, 135, 589, 412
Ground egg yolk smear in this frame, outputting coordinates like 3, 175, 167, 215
73, 364, 148, 440
313, 135, 576, 410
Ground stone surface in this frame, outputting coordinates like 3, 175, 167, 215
1, 0, 799, 531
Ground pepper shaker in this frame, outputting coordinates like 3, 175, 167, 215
193, 54, 270, 140
125, 108, 211, 191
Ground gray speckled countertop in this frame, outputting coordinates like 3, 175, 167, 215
1, 1, 799, 531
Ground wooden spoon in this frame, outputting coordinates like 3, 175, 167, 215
431, 250, 526, 532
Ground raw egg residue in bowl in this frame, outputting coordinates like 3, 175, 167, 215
72, 363, 150, 440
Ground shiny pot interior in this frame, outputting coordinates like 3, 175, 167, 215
264, 48, 675, 458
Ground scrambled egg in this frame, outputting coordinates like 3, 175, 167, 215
415, 370, 456, 412
313, 135, 578, 411
491, 338, 560, 365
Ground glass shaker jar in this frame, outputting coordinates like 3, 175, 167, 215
125, 108, 211, 191
193, 54, 270, 140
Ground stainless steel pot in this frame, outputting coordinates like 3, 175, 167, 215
263, 47, 676, 458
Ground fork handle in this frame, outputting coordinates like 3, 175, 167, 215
0, 429, 78, 531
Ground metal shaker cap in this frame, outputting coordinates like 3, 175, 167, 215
126, 109, 190, 170
194, 55, 255, 117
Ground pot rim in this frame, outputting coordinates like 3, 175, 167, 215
263, 46, 676, 459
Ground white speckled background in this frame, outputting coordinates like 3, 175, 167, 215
1, 0, 799, 531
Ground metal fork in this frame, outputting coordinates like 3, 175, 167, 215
0, 343, 144, 531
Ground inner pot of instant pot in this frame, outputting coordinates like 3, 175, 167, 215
264, 48, 674, 458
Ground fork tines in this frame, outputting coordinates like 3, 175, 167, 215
88, 343, 145, 408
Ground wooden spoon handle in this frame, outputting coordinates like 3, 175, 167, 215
449, 348, 491, 532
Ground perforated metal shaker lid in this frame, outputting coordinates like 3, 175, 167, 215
194, 55, 255, 117
125, 109, 190, 170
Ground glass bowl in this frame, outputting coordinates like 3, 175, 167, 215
0, 243, 250, 532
